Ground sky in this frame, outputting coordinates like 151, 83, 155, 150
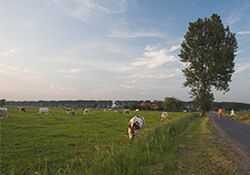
1, 0, 250, 103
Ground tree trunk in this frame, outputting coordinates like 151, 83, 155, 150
200, 109, 205, 117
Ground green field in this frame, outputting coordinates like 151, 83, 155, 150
1, 107, 241, 174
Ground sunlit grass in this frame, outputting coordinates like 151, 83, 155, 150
1, 108, 241, 174
176, 117, 240, 175
0, 107, 190, 174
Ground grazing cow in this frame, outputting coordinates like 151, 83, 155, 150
83, 109, 88, 115
125, 109, 131, 114
0, 108, 8, 121
65, 108, 75, 115
128, 116, 145, 140
39, 107, 52, 115
161, 112, 168, 122
17, 107, 26, 112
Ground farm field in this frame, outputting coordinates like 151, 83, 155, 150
1, 108, 241, 174
0, 107, 190, 174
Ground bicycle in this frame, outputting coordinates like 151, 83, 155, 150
219, 113, 222, 119
231, 114, 235, 120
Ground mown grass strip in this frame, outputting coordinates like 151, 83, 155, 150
175, 117, 241, 175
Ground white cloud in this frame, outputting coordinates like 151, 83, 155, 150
50, 83, 55, 88
0, 64, 33, 74
126, 71, 180, 80
52, 0, 126, 23
0, 64, 74, 100
1, 47, 19, 56
121, 85, 134, 88
227, 13, 241, 26
131, 45, 178, 69
168, 45, 180, 52
57, 68, 82, 73
107, 30, 163, 38
106, 19, 164, 38
237, 31, 250, 35
235, 62, 250, 73
227, 5, 250, 26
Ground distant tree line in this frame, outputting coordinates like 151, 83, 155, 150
3, 98, 249, 111
3, 98, 197, 112
0, 99, 6, 107
212, 102, 250, 111
5, 100, 112, 109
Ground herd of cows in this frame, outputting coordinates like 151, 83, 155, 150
0, 107, 169, 140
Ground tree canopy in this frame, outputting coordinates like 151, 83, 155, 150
0, 99, 6, 107
179, 14, 238, 116
163, 97, 182, 112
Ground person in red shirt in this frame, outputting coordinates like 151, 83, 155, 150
218, 108, 223, 119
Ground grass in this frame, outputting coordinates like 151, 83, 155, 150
176, 117, 240, 175
0, 107, 190, 174
0, 108, 242, 174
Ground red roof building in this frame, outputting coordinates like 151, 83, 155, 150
140, 102, 146, 107
150, 103, 160, 110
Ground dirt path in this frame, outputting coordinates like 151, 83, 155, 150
210, 112, 250, 174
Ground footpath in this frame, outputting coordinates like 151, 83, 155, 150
210, 112, 250, 174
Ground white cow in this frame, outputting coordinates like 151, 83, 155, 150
39, 107, 52, 115
0, 108, 8, 121
161, 112, 168, 122
83, 109, 88, 115
128, 116, 145, 140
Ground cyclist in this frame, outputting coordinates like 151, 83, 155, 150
218, 108, 223, 119
230, 109, 235, 120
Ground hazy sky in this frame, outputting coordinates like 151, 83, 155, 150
1, 0, 250, 103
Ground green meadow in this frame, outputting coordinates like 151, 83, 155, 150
1, 107, 241, 174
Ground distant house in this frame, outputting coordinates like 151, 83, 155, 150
150, 103, 159, 110
140, 102, 146, 107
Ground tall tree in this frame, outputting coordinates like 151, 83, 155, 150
179, 14, 237, 116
